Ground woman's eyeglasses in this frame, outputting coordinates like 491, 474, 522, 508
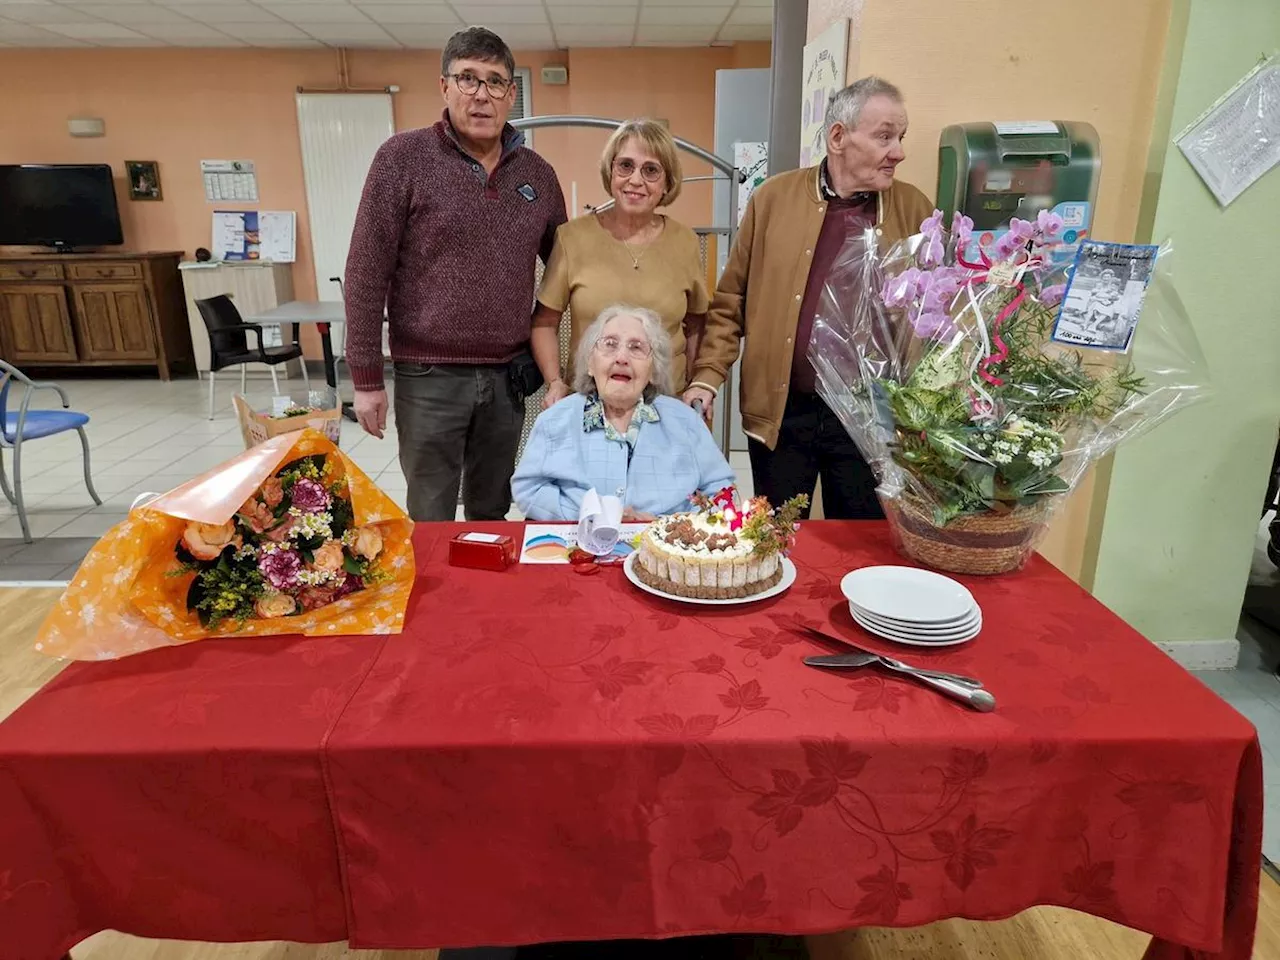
446, 72, 513, 98
594, 335, 653, 359
612, 158, 664, 184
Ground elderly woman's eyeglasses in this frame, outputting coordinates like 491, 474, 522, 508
446, 72, 513, 98
594, 335, 653, 359
612, 158, 664, 183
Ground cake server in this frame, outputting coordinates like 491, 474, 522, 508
804, 653, 996, 712
795, 623, 984, 687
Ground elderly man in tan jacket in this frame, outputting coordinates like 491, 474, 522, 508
684, 76, 934, 519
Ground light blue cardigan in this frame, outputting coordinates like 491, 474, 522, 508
512, 393, 736, 520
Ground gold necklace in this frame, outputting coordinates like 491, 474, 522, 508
606, 214, 661, 270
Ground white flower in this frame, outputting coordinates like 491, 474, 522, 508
287, 508, 333, 542
80, 602, 98, 627
993, 451, 1013, 465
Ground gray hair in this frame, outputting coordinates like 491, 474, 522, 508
824, 76, 903, 139
572, 304, 673, 402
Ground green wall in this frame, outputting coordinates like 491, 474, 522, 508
1091, 0, 1280, 643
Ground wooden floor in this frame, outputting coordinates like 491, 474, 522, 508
2, 587, 1277, 960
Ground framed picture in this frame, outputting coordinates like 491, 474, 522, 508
125, 160, 162, 201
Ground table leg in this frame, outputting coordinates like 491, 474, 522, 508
316, 322, 357, 422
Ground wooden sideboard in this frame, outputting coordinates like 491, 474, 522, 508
0, 251, 194, 380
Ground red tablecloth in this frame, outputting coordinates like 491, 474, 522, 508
0, 522, 1262, 960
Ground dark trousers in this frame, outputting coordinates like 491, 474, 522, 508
393, 362, 525, 522
748, 390, 882, 521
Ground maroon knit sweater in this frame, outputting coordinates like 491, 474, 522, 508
343, 114, 567, 391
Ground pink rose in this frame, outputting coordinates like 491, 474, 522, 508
311, 540, 345, 573
255, 593, 296, 619
261, 477, 284, 508
352, 526, 383, 561
182, 521, 238, 561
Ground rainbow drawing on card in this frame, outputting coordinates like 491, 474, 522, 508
522, 533, 571, 562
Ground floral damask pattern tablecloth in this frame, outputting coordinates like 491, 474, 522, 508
0, 522, 1262, 960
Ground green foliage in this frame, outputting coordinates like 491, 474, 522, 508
881, 294, 1147, 524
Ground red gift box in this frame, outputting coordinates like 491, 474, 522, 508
449, 532, 517, 571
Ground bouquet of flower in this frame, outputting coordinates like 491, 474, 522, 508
34, 429, 414, 660
175, 452, 389, 628
807, 211, 1208, 575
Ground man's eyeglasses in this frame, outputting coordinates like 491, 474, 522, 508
612, 158, 664, 184
446, 72, 513, 98
594, 335, 653, 359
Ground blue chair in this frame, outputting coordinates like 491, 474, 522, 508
0, 360, 101, 543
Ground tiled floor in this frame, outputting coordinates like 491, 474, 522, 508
0, 375, 404, 580
0, 374, 754, 581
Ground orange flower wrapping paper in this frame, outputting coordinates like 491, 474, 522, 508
34, 429, 415, 661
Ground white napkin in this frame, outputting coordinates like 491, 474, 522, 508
578, 488, 624, 556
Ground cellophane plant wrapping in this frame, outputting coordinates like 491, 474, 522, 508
807, 211, 1209, 573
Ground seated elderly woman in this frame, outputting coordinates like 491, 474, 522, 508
512, 304, 734, 521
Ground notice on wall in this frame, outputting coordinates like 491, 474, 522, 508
799, 19, 848, 169
1176, 55, 1280, 207
211, 210, 295, 263
201, 159, 259, 202
258, 211, 296, 263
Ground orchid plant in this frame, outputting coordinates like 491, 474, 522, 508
841, 210, 1146, 525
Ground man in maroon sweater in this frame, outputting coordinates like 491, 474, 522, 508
344, 27, 566, 521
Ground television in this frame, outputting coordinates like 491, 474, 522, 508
0, 163, 124, 252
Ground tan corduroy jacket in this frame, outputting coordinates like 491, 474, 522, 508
691, 165, 934, 449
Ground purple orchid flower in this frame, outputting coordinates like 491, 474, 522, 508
992, 233, 1023, 261
1007, 218, 1036, 243
1039, 283, 1067, 306
910, 308, 956, 340
951, 212, 974, 251
1036, 209, 1065, 239
881, 266, 925, 308
918, 209, 947, 266
259, 548, 303, 591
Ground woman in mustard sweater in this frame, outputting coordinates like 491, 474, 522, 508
531, 119, 709, 407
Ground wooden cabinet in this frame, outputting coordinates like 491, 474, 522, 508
0, 285, 78, 363
72, 284, 155, 360
0, 252, 191, 379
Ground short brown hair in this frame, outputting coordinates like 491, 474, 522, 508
442, 27, 515, 81
599, 119, 684, 207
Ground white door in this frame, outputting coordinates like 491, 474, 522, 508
295, 92, 395, 358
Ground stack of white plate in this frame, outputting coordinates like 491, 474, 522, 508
839, 566, 982, 646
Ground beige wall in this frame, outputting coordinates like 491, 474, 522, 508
802, 0, 1173, 579
0, 42, 770, 319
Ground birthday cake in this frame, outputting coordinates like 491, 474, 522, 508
634, 490, 808, 599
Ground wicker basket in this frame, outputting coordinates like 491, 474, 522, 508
884, 496, 1048, 576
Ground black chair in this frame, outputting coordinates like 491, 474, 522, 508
195, 294, 309, 419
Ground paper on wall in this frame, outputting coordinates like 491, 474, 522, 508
1176, 55, 1280, 207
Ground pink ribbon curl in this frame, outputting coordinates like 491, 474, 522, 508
956, 248, 1031, 388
